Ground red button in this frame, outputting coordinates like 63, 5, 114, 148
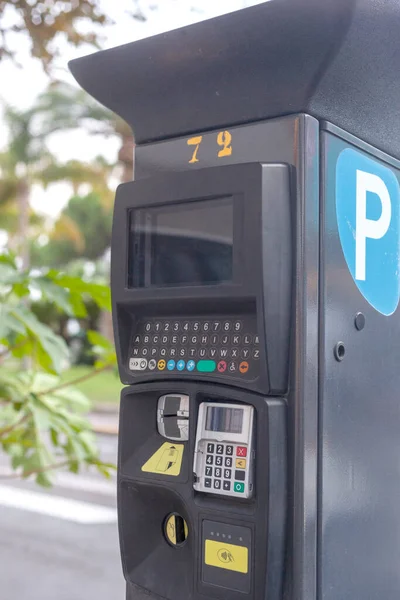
236, 446, 247, 457
217, 360, 227, 373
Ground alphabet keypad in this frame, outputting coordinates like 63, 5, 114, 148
129, 316, 260, 379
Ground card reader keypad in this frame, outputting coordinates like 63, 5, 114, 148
203, 443, 249, 495
129, 316, 260, 380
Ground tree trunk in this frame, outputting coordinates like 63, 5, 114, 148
17, 178, 30, 270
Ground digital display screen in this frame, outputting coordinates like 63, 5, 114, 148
205, 406, 243, 434
129, 197, 233, 288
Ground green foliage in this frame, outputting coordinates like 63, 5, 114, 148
0, 250, 116, 486
31, 192, 113, 268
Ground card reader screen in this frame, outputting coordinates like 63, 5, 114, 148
205, 406, 243, 434
129, 197, 233, 287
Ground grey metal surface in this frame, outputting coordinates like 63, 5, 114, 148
289, 115, 320, 600
319, 130, 400, 599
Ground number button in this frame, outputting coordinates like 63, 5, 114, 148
154, 322, 162, 332
182, 322, 190, 332
144, 323, 152, 332
203, 322, 210, 332
205, 478, 212, 488
215, 467, 222, 478
224, 469, 231, 479
226, 446, 233, 455
207, 443, 215, 453
214, 480, 221, 490
205, 466, 212, 477
173, 322, 180, 332
225, 456, 232, 467
206, 455, 213, 465
223, 321, 231, 332
215, 456, 223, 466
234, 321, 242, 332
212, 322, 221, 332
192, 322, 200, 332
163, 322, 170, 332
216, 444, 224, 455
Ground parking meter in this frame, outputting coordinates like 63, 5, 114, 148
70, 1, 400, 599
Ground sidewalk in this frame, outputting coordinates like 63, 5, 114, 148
89, 407, 119, 435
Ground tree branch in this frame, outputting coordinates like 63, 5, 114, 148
37, 362, 114, 397
0, 413, 30, 439
0, 459, 73, 480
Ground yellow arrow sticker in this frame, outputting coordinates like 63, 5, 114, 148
205, 539, 248, 573
141, 442, 184, 476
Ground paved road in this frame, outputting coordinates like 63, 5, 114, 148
0, 434, 128, 600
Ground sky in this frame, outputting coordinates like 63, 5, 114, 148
0, 0, 265, 220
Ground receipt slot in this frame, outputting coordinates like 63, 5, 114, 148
70, 1, 400, 600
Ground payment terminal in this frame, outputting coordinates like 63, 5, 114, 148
193, 402, 255, 498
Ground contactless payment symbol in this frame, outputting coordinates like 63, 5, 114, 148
336, 148, 400, 315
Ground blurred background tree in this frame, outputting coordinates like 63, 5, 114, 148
0, 0, 109, 72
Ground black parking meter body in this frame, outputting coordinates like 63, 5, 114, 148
70, 1, 400, 599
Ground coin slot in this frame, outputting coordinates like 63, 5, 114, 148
164, 513, 189, 547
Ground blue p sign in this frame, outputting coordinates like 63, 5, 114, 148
336, 148, 400, 315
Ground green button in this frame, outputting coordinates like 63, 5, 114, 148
234, 482, 245, 493
196, 360, 216, 373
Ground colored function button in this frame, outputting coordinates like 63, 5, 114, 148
236, 458, 247, 469
167, 360, 175, 371
239, 361, 249, 374
129, 358, 147, 371
187, 360, 196, 371
236, 446, 247, 457
235, 470, 246, 481
234, 482, 245, 493
177, 360, 186, 371
148, 359, 157, 370
157, 359, 166, 371
197, 360, 216, 373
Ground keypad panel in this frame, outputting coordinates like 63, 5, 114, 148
129, 316, 260, 380
203, 443, 249, 495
